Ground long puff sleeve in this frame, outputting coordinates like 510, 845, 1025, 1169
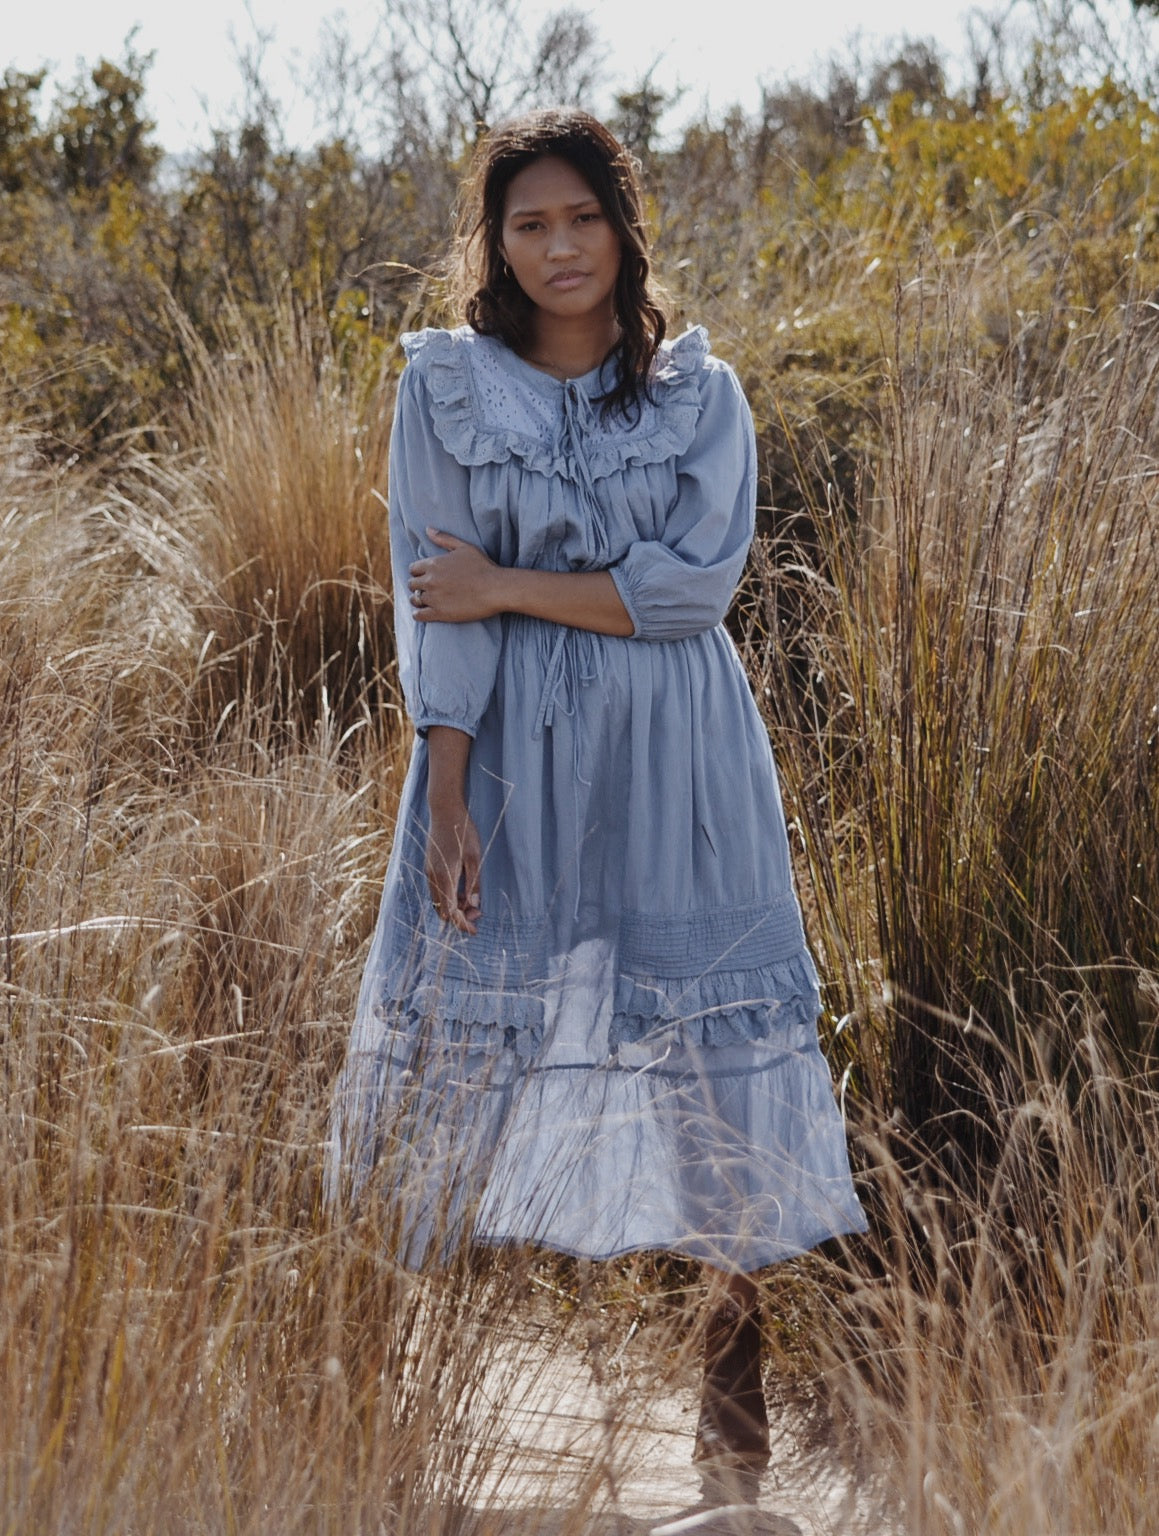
389, 365, 502, 737
609, 362, 756, 641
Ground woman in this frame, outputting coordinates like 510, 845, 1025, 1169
327, 108, 866, 1466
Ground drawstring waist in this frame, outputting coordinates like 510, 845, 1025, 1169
527, 380, 611, 744
521, 383, 613, 918
532, 624, 601, 743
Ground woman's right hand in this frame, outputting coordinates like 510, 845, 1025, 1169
425, 798, 482, 935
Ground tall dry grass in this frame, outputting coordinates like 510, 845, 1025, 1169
0, 379, 687, 1535
6, 249, 1159, 1533
820, 1020, 1159, 1535
174, 294, 398, 735
742, 251, 1159, 1530
749, 258, 1159, 1141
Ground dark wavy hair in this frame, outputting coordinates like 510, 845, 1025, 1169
453, 108, 667, 422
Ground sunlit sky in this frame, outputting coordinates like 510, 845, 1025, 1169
3, 0, 980, 151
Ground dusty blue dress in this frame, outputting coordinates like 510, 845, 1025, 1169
326, 324, 867, 1271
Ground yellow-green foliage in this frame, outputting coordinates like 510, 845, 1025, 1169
6, 52, 1159, 459
865, 81, 1159, 245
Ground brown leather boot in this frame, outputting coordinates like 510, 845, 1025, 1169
692, 1294, 770, 1467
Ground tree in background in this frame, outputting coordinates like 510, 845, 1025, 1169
48, 50, 161, 196
371, 0, 603, 140
0, 68, 48, 194
0, 38, 171, 446
3, 0, 1159, 452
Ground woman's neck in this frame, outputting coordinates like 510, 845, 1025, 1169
523, 313, 620, 380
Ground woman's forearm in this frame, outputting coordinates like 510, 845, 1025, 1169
410, 530, 634, 635
424, 726, 481, 933
426, 725, 472, 810
493, 566, 634, 636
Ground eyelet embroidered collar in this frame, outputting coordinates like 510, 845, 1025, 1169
399, 324, 711, 482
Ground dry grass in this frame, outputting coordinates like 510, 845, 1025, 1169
742, 252, 1159, 1531
4, 255, 1159, 1531
833, 1023, 1159, 1535
0, 389, 697, 1535
747, 254, 1159, 1124
173, 294, 398, 735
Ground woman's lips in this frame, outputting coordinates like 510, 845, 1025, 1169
547, 271, 587, 290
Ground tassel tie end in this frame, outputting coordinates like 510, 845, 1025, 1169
532, 626, 601, 760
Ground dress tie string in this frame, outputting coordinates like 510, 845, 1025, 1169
532, 625, 600, 743
530, 381, 610, 920
561, 381, 611, 570
531, 379, 610, 743
530, 625, 600, 921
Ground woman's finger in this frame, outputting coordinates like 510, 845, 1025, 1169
426, 852, 479, 934
462, 838, 482, 921
425, 844, 456, 915
427, 527, 465, 550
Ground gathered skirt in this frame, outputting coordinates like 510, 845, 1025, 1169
326, 620, 867, 1270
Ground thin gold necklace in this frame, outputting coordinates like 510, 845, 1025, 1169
523, 334, 620, 381
524, 355, 575, 379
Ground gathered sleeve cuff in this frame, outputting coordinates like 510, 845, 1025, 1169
608, 362, 756, 642
389, 365, 502, 738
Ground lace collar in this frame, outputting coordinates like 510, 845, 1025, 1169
399, 324, 711, 481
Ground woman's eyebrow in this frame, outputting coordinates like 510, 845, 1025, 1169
506, 197, 602, 217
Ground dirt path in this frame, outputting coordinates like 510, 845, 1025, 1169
470, 1336, 886, 1536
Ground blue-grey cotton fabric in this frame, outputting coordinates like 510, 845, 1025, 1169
326, 325, 867, 1270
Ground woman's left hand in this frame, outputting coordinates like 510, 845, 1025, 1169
409, 529, 503, 622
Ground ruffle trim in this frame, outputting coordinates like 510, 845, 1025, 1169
372, 950, 821, 1061
609, 954, 822, 1050
400, 326, 711, 482
380, 976, 547, 1061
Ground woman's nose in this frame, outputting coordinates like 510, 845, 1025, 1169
546, 222, 580, 258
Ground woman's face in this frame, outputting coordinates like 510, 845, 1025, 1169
499, 155, 622, 330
